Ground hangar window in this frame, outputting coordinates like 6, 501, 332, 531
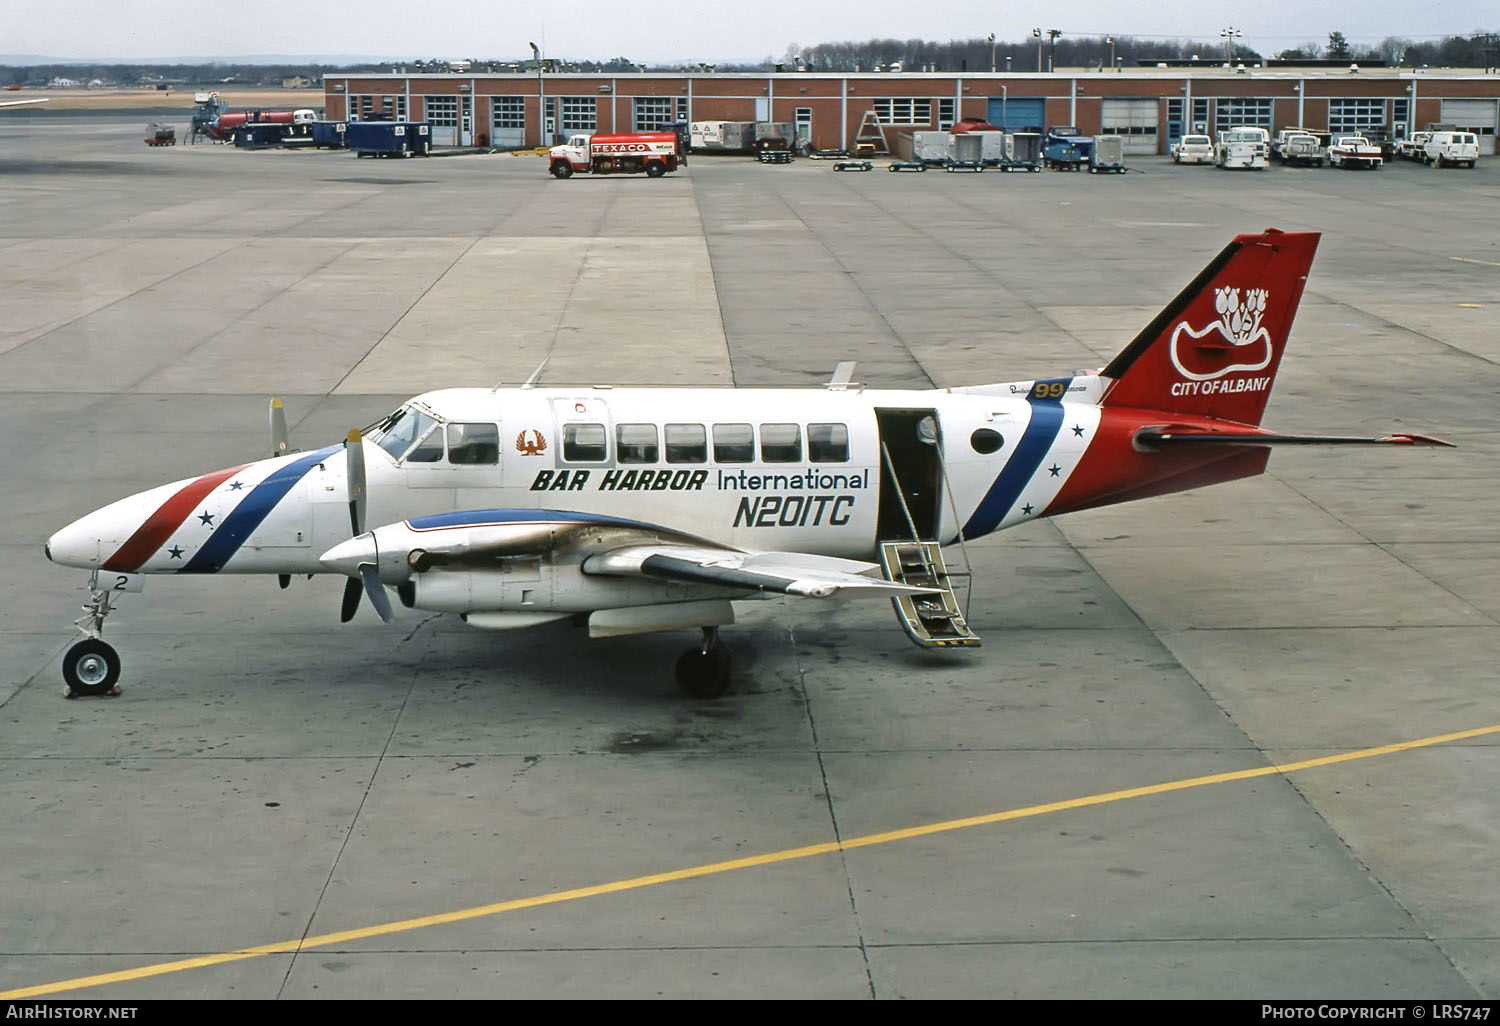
635, 97, 675, 132
939, 98, 956, 131
1329, 99, 1387, 135
446, 423, 499, 465
561, 97, 597, 131
492, 96, 525, 129
760, 423, 802, 463
874, 98, 933, 125
713, 424, 754, 463
1214, 98, 1272, 133
563, 423, 608, 462
353, 95, 406, 122
807, 424, 849, 463
424, 96, 459, 126
665, 424, 707, 464
616, 423, 659, 464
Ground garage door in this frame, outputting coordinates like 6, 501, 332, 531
987, 97, 1045, 134
1101, 98, 1160, 154
1440, 99, 1498, 155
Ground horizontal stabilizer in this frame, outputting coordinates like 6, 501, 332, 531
1135, 427, 1455, 449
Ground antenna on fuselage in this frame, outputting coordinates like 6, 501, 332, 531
825, 361, 857, 390
521, 357, 549, 390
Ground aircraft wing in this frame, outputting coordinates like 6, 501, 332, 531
581, 544, 935, 598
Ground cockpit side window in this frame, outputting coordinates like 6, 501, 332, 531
447, 423, 499, 465
406, 422, 445, 463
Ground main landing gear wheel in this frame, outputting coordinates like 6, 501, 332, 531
63, 638, 121, 699
675, 628, 731, 699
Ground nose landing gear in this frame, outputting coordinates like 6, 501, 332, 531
63, 572, 125, 698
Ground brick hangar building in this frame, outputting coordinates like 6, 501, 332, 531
322, 67, 1500, 156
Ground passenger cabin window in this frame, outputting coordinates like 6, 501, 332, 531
446, 423, 499, 465
760, 423, 802, 463
713, 423, 754, 463
665, 424, 707, 463
563, 423, 608, 462
808, 423, 849, 463
617, 423, 659, 464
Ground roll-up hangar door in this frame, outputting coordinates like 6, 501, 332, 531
1101, 98, 1160, 154
987, 97, 1045, 134
1440, 99, 1497, 155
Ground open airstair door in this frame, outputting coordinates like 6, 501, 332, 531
875, 409, 981, 649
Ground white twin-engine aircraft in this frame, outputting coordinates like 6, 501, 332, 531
47, 230, 1448, 699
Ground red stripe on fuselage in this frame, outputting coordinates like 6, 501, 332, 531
101, 465, 249, 572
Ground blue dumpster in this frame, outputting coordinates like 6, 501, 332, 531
347, 121, 432, 158
311, 121, 348, 148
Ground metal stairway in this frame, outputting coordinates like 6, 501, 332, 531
878, 540, 981, 648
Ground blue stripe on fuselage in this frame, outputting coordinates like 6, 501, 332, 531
961, 380, 1070, 540
182, 445, 341, 573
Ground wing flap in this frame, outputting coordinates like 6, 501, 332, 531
582, 544, 936, 599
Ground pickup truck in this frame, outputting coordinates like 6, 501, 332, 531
1399, 132, 1432, 161
1171, 134, 1215, 164
1423, 131, 1480, 169
1328, 135, 1382, 169
1279, 132, 1325, 167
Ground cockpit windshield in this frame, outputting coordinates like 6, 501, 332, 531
366, 406, 443, 462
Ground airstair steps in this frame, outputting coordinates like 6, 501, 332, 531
878, 540, 981, 648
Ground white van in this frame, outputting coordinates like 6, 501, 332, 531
1216, 127, 1270, 169
1423, 131, 1480, 169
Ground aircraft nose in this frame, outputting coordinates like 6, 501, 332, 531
320, 533, 379, 577
46, 511, 117, 569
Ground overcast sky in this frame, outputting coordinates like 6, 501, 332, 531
8, 0, 1494, 63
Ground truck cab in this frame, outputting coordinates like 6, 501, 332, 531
549, 134, 593, 177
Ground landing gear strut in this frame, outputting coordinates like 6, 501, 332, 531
675, 627, 731, 699
63, 572, 123, 699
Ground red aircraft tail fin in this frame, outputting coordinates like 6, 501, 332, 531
1099, 229, 1319, 425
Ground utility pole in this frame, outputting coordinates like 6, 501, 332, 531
530, 41, 546, 146
1046, 29, 1062, 73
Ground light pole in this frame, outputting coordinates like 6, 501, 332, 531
1107, 35, 1116, 73
529, 41, 546, 146
1220, 27, 1241, 66
1033, 28, 1043, 73
1046, 29, 1062, 73
988, 33, 996, 74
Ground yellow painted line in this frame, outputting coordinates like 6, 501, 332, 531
4, 721, 1498, 1000
1450, 256, 1500, 268
1458, 303, 1483, 309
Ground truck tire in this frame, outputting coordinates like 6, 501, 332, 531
645, 162, 666, 178
551, 163, 573, 179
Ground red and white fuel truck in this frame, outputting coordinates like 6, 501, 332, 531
548, 131, 681, 178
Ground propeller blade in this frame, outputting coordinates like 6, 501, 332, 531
269, 398, 289, 458
340, 577, 362, 623
360, 564, 395, 624
345, 429, 366, 535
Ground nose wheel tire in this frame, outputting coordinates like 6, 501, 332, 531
63, 638, 122, 698
675, 643, 731, 699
